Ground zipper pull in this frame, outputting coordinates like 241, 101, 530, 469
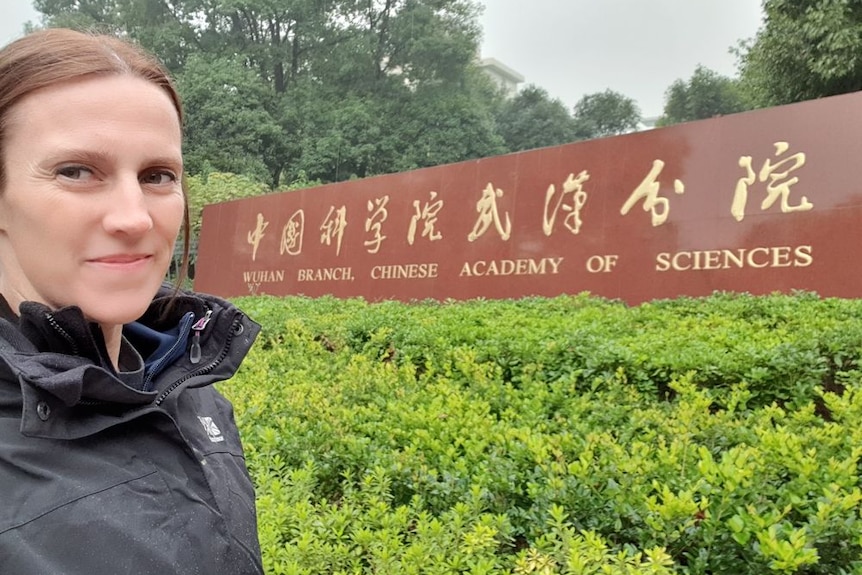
189, 310, 212, 364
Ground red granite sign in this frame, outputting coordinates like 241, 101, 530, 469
195, 91, 862, 304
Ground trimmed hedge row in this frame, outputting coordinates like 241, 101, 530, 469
220, 292, 862, 574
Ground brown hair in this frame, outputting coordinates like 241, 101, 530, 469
0, 28, 190, 287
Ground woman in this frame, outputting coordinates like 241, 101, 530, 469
0, 29, 263, 573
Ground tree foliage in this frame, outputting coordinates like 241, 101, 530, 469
657, 65, 749, 127
32, 0, 198, 69
33, 0, 497, 188
571, 89, 641, 140
178, 54, 286, 185
737, 0, 862, 107
494, 85, 576, 152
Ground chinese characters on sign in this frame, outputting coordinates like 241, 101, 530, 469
364, 197, 389, 254
408, 191, 443, 245
320, 205, 348, 255
731, 142, 811, 222
280, 211, 304, 256
544, 171, 589, 236
620, 159, 685, 226
244, 142, 813, 263
247, 213, 268, 261
468, 183, 511, 242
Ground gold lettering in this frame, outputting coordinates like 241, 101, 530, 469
655, 252, 671, 272
691, 251, 703, 271
723, 249, 744, 269
703, 250, 722, 270
672, 252, 692, 271
586, 255, 615, 273
364, 196, 389, 254
408, 192, 444, 245
772, 246, 793, 268
656, 246, 814, 272
731, 156, 756, 222
320, 205, 348, 256
458, 258, 562, 278
296, 267, 354, 282
795, 245, 813, 267
747, 247, 771, 269
242, 270, 284, 283
370, 263, 439, 280
620, 159, 685, 227
762, 143, 809, 214
468, 183, 512, 242
544, 171, 589, 236
247, 213, 269, 262
731, 142, 811, 222
280, 210, 304, 256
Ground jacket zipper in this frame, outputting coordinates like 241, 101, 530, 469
141, 311, 196, 392
154, 313, 242, 407
45, 312, 80, 356
189, 309, 212, 365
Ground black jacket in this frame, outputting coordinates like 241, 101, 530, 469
0, 286, 263, 574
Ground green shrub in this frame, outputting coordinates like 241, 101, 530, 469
221, 292, 862, 574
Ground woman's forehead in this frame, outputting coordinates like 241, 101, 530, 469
7, 75, 182, 140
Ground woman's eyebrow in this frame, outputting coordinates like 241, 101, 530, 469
145, 156, 185, 169
42, 148, 183, 168
40, 147, 115, 165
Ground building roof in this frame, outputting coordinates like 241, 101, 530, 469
478, 57, 525, 83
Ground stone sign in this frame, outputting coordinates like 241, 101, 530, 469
194, 91, 862, 304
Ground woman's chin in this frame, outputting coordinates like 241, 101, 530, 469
79, 295, 157, 328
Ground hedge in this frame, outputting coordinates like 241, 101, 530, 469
219, 292, 862, 574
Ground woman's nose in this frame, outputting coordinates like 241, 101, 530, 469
101, 177, 154, 235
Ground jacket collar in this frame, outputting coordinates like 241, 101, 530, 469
0, 285, 260, 439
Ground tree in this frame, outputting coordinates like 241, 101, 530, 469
178, 54, 287, 186
286, 65, 505, 183
737, 0, 862, 108
384, 71, 506, 172
657, 65, 749, 126
281, 0, 497, 181
33, 0, 496, 187
290, 92, 390, 182
33, 0, 198, 70
571, 89, 641, 140
494, 85, 576, 152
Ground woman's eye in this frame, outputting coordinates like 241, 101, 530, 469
56, 166, 93, 181
141, 170, 177, 185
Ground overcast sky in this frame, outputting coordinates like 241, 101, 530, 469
1, 0, 764, 118
479, 1, 764, 118
1, 1, 37, 42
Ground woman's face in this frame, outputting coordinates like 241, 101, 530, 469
0, 74, 184, 327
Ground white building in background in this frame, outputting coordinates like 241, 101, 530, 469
478, 57, 525, 98
640, 116, 660, 130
